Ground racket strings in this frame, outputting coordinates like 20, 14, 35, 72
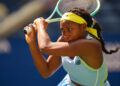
58, 0, 97, 14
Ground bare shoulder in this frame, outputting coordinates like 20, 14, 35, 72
77, 38, 102, 50
91, 39, 102, 50
87, 39, 102, 52
85, 39, 103, 69
81, 39, 102, 56
71, 38, 103, 57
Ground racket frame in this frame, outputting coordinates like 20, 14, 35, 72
46, 0, 101, 23
24, 0, 100, 34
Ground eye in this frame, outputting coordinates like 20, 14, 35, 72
68, 28, 72, 32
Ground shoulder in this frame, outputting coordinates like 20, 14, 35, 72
86, 39, 102, 52
86, 39, 103, 58
76, 38, 102, 49
91, 39, 102, 50
71, 38, 102, 57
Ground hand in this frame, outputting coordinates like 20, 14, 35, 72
33, 17, 48, 30
24, 24, 36, 44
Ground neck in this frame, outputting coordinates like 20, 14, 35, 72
79, 36, 86, 39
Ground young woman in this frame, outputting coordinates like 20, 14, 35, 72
24, 8, 119, 86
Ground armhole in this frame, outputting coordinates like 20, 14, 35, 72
78, 56, 105, 71
86, 34, 93, 40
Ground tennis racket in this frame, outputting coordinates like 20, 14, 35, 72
24, 0, 101, 34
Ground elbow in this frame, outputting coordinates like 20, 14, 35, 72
39, 43, 52, 54
40, 46, 49, 54
41, 72, 51, 79
42, 75, 50, 79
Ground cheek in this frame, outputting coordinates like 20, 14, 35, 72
70, 32, 79, 40
72, 29, 81, 36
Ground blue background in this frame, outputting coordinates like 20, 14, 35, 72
0, 0, 120, 86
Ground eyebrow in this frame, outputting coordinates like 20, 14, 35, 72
61, 26, 70, 30
60, 21, 73, 29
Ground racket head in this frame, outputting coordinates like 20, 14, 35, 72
57, 0, 100, 16
46, 0, 62, 20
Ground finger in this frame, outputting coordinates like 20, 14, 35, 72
28, 25, 36, 37
34, 18, 40, 23
24, 26, 32, 36
28, 24, 33, 28
30, 25, 35, 34
24, 25, 32, 35
34, 17, 44, 23
24, 26, 28, 30
28, 24, 35, 31
40, 17, 46, 22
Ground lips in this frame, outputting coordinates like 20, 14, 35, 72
64, 36, 71, 41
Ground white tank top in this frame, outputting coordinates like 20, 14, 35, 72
61, 56, 108, 86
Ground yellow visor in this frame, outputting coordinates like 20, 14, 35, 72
61, 12, 87, 25
61, 12, 100, 39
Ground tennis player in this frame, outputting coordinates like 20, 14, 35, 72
24, 8, 119, 86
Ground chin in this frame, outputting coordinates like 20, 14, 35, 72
68, 39, 75, 42
64, 38, 71, 42
65, 40, 71, 42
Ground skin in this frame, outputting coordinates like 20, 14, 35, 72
24, 17, 103, 85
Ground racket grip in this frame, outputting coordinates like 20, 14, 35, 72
24, 20, 48, 34
24, 18, 61, 34
24, 24, 36, 34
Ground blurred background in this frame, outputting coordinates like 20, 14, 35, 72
0, 0, 120, 86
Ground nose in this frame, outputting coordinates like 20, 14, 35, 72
62, 33, 68, 38
62, 30, 70, 36
62, 33, 70, 40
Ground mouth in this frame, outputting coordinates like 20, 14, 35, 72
64, 37, 71, 42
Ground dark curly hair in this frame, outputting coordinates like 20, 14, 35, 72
67, 8, 120, 54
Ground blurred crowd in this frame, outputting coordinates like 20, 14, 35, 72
0, 0, 119, 37
0, 0, 58, 37
0, 0, 57, 53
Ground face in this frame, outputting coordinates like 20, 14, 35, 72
60, 20, 87, 42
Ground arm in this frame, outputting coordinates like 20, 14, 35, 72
29, 43, 62, 78
24, 25, 62, 78
34, 18, 102, 57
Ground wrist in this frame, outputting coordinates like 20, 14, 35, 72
37, 25, 46, 31
28, 41, 37, 46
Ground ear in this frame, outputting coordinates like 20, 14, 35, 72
81, 23, 87, 31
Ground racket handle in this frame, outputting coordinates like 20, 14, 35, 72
24, 24, 36, 34
24, 18, 61, 34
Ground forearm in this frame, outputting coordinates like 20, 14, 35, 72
37, 27, 51, 49
28, 42, 50, 77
